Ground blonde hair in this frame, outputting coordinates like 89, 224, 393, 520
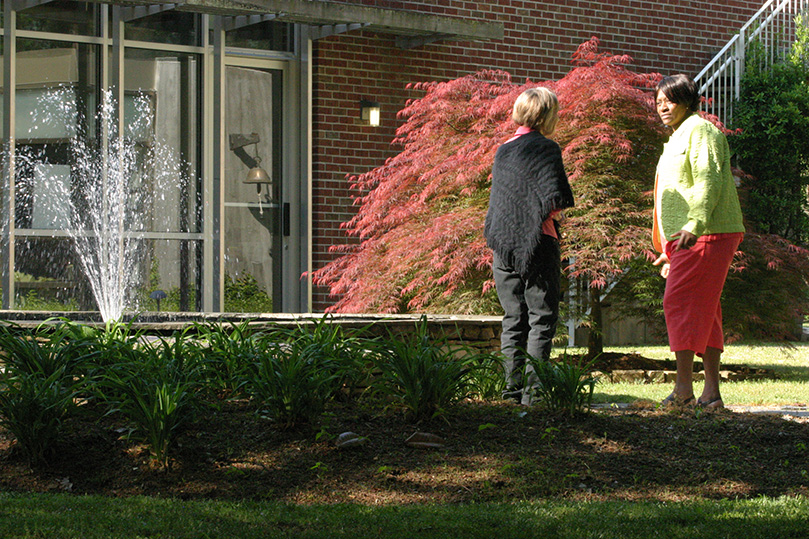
512, 87, 559, 135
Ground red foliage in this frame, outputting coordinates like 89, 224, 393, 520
724, 232, 809, 340
311, 69, 520, 312
552, 39, 667, 288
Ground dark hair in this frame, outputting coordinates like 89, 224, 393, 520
656, 74, 701, 112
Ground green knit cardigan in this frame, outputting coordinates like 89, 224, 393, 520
654, 113, 744, 250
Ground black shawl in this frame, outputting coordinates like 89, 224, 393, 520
484, 130, 574, 278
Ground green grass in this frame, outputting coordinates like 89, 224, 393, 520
0, 493, 807, 538
577, 342, 809, 406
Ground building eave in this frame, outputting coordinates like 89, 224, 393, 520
87, 0, 504, 43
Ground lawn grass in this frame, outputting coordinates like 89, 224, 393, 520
1, 493, 807, 538
579, 342, 809, 406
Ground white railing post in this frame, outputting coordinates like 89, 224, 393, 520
696, 0, 806, 127
736, 25, 745, 103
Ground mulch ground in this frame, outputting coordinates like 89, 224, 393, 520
1, 395, 807, 504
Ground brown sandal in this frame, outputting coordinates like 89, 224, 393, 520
661, 392, 695, 408
697, 397, 724, 410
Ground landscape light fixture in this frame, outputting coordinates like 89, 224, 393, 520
360, 99, 381, 127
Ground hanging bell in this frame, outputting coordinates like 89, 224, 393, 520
244, 156, 271, 193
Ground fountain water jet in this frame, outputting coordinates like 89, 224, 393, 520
16, 87, 188, 322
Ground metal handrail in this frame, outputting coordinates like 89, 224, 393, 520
694, 0, 808, 127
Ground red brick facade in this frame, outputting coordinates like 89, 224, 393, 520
310, 0, 762, 310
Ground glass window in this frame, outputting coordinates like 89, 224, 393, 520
226, 20, 293, 52
13, 39, 100, 232
14, 237, 201, 313
125, 11, 201, 46
123, 48, 202, 235
224, 65, 284, 312
16, 1, 98, 36
14, 237, 83, 311
146, 238, 202, 313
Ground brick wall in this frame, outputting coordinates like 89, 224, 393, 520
310, 0, 763, 310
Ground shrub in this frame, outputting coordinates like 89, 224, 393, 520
193, 319, 262, 396
731, 16, 809, 245
94, 329, 203, 469
0, 322, 91, 465
526, 353, 597, 416
224, 274, 273, 313
0, 368, 80, 466
265, 316, 371, 401
369, 317, 500, 421
243, 337, 344, 430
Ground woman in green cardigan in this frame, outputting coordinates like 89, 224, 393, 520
651, 74, 745, 410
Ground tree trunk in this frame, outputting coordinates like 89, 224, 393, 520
587, 285, 604, 359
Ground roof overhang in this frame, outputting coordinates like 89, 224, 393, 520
84, 0, 504, 47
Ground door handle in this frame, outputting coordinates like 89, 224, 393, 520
282, 202, 290, 236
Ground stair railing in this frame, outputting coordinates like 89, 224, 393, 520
695, 0, 808, 127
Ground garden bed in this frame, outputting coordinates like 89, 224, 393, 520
1, 398, 807, 504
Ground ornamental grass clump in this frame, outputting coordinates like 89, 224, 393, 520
527, 353, 597, 416
266, 316, 372, 401
369, 317, 500, 421
94, 328, 204, 469
243, 337, 345, 430
193, 319, 263, 396
0, 322, 92, 466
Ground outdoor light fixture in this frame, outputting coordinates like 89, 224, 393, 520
360, 99, 381, 127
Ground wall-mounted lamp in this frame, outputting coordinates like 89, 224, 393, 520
360, 99, 381, 127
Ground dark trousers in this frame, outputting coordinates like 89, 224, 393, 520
492, 236, 561, 404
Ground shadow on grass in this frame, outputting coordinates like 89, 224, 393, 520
0, 492, 807, 538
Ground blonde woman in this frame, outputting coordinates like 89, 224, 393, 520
484, 87, 575, 405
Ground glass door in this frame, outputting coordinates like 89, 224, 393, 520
223, 60, 284, 312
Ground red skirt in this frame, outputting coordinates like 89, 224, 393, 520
663, 232, 743, 356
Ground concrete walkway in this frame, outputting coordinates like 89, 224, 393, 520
726, 404, 809, 422
593, 403, 809, 423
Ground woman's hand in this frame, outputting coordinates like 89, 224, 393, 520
652, 253, 670, 279
670, 229, 697, 252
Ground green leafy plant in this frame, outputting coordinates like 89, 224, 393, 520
369, 317, 499, 421
0, 321, 92, 465
193, 319, 262, 395
526, 353, 597, 416
0, 367, 79, 466
95, 329, 203, 469
464, 353, 505, 400
224, 274, 273, 313
244, 337, 344, 429
0, 320, 94, 379
266, 316, 372, 401
732, 16, 809, 245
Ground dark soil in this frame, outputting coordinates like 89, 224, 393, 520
1, 395, 807, 504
